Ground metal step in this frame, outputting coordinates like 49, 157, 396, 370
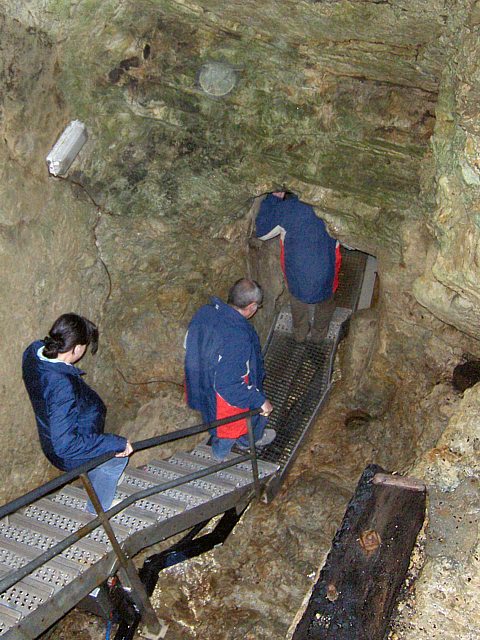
113, 483, 187, 520
0, 563, 54, 620
0, 536, 80, 589
168, 451, 255, 488
0, 602, 22, 636
120, 468, 213, 509
191, 445, 279, 479
21, 499, 130, 545
143, 459, 237, 498
47, 486, 159, 533
6, 514, 105, 566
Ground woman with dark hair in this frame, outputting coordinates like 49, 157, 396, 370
22, 313, 132, 513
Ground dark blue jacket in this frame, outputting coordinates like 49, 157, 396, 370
184, 298, 265, 438
22, 341, 126, 471
256, 194, 338, 304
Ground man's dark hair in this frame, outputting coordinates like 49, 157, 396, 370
43, 313, 99, 358
227, 278, 263, 309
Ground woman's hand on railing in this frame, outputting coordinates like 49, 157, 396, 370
115, 440, 133, 457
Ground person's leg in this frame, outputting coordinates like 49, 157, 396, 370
236, 415, 275, 449
86, 457, 128, 513
310, 295, 335, 343
289, 292, 311, 342
210, 434, 236, 461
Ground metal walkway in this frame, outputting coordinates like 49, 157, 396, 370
259, 248, 375, 499
0, 248, 376, 639
0, 446, 278, 639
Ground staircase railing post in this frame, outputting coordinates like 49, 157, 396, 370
80, 473, 167, 637
246, 417, 261, 500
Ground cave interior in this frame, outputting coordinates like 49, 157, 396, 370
1, 1, 479, 639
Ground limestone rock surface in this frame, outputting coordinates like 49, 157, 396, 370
390, 385, 480, 640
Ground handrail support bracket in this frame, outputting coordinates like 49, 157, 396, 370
80, 473, 166, 637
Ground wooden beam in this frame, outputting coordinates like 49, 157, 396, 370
291, 464, 426, 640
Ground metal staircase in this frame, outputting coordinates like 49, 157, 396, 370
0, 248, 376, 639
0, 443, 278, 639
258, 247, 376, 499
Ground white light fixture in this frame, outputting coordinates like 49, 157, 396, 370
46, 120, 88, 176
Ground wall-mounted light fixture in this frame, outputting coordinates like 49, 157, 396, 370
46, 120, 88, 176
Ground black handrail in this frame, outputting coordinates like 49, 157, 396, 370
0, 408, 261, 520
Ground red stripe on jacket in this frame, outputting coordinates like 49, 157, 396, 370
333, 243, 342, 293
215, 373, 249, 439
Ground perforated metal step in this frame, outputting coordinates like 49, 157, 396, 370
120, 467, 213, 509
48, 486, 159, 532
0, 564, 54, 620
0, 602, 22, 636
114, 482, 187, 520
2, 514, 104, 567
191, 445, 279, 479
21, 499, 130, 545
168, 451, 256, 488
0, 536, 80, 589
143, 459, 236, 498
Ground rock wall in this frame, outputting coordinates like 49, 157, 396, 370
413, 1, 480, 340
389, 386, 479, 640
0, 11, 108, 494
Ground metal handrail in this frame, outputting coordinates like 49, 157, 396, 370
0, 408, 262, 596
0, 408, 261, 520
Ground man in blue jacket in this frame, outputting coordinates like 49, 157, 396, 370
256, 191, 341, 343
185, 278, 275, 460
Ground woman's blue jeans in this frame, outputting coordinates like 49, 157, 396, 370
85, 457, 128, 513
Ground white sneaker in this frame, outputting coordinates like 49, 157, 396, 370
236, 429, 277, 452
255, 428, 276, 448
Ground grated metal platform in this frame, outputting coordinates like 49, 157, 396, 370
258, 248, 375, 499
334, 247, 370, 310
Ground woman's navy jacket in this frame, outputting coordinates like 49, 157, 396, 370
184, 298, 266, 439
256, 194, 339, 304
22, 341, 126, 471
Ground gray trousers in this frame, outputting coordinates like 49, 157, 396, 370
289, 292, 335, 343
